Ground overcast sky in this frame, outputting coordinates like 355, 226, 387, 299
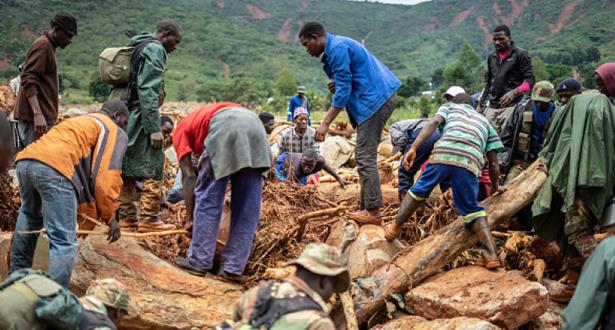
349, 0, 431, 5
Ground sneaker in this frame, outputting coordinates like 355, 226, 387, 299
174, 256, 209, 276
216, 269, 243, 284
347, 210, 382, 225
138, 221, 175, 233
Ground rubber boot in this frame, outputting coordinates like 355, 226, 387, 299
385, 195, 424, 241
470, 216, 500, 269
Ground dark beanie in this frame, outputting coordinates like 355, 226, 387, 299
556, 78, 582, 93
51, 12, 77, 36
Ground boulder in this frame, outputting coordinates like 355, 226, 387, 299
345, 225, 403, 279
533, 302, 563, 330
71, 234, 242, 330
377, 315, 500, 330
406, 266, 548, 329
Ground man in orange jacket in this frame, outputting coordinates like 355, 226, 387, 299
10, 100, 129, 287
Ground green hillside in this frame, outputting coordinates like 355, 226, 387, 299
1, 0, 614, 103
0, 0, 325, 102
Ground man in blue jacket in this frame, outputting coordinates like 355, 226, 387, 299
299, 22, 400, 225
287, 86, 311, 124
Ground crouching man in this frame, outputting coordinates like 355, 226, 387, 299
10, 100, 128, 287
218, 243, 349, 330
385, 94, 504, 269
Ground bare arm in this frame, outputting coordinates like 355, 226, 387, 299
27, 94, 47, 135
180, 155, 196, 226
486, 150, 502, 193
323, 162, 346, 188
403, 116, 442, 169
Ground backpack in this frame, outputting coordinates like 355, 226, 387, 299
98, 47, 134, 85
102, 40, 153, 109
0, 269, 84, 330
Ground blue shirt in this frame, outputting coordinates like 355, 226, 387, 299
321, 33, 400, 127
287, 95, 311, 125
530, 101, 556, 157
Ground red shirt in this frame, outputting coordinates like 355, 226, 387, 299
172, 102, 242, 162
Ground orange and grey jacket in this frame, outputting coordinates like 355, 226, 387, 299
16, 113, 128, 222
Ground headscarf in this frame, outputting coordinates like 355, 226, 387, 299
595, 63, 615, 98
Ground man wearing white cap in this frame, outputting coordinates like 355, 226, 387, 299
288, 86, 311, 125
442, 86, 466, 102
279, 107, 319, 155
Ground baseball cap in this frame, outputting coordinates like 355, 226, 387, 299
86, 278, 129, 312
286, 243, 350, 293
532, 81, 555, 103
443, 86, 466, 98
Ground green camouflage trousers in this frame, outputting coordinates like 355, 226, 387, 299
118, 177, 162, 223
563, 195, 598, 269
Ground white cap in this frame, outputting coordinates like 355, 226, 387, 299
443, 86, 466, 98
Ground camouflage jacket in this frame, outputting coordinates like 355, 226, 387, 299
79, 296, 116, 330
231, 277, 335, 330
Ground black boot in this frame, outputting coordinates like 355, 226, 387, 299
386, 195, 424, 241
470, 216, 500, 269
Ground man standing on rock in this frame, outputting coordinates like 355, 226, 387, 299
478, 25, 535, 133
218, 243, 349, 330
10, 100, 129, 287
385, 94, 503, 269
173, 102, 271, 283
13, 12, 77, 147
299, 21, 400, 226
119, 19, 182, 232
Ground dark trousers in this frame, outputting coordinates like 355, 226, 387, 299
356, 94, 397, 210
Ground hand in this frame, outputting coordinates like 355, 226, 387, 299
538, 162, 548, 174
499, 89, 518, 108
315, 123, 329, 142
338, 179, 347, 189
107, 219, 121, 243
328, 80, 336, 94
33, 113, 47, 136
403, 149, 417, 170
150, 132, 164, 149
476, 104, 482, 113
491, 183, 507, 195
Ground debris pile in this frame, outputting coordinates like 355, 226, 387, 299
0, 174, 19, 232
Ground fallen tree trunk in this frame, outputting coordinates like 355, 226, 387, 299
332, 160, 548, 327
71, 234, 242, 330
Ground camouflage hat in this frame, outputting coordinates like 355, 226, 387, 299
286, 243, 350, 293
85, 278, 129, 312
532, 81, 555, 103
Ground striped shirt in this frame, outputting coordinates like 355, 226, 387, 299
431, 103, 503, 176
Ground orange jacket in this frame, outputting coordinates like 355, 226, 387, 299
17, 113, 128, 222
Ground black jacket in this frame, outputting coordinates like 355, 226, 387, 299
480, 45, 535, 109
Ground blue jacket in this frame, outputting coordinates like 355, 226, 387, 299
322, 33, 400, 127
287, 95, 311, 124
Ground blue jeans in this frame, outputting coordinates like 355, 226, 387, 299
10, 160, 78, 287
187, 152, 263, 275
166, 170, 184, 204
410, 163, 486, 228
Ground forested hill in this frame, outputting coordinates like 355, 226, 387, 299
1, 0, 614, 102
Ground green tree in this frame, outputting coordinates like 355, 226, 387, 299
274, 68, 297, 97
532, 58, 549, 82
431, 68, 444, 89
398, 75, 427, 98
88, 72, 111, 102
442, 42, 484, 94
177, 80, 196, 102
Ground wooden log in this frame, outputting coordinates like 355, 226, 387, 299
295, 204, 351, 240
339, 292, 360, 330
332, 160, 548, 327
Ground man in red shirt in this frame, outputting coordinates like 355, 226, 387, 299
172, 103, 271, 282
